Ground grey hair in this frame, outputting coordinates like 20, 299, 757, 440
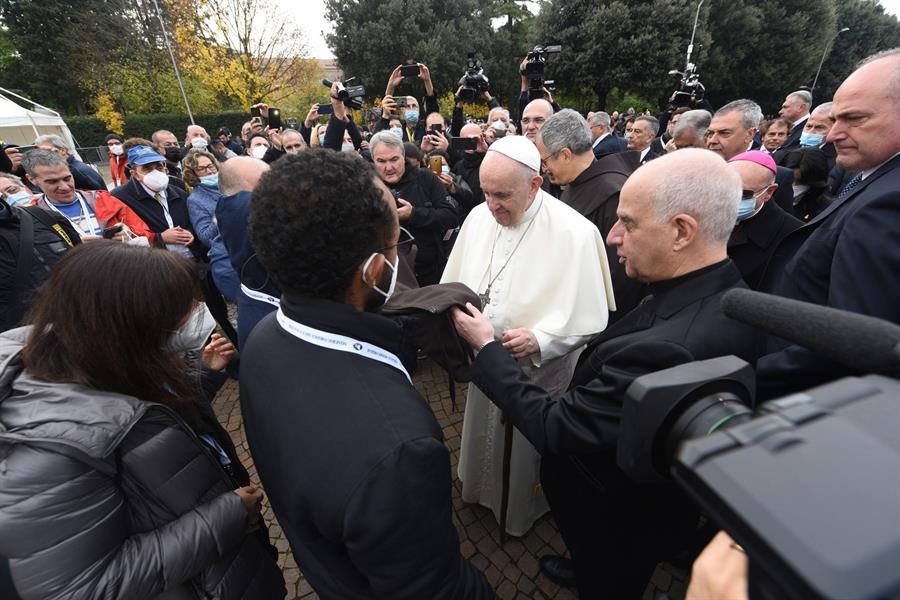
489, 107, 510, 122
787, 90, 812, 107
673, 109, 712, 138
634, 115, 659, 136
714, 99, 763, 131
281, 128, 303, 141
0, 171, 24, 185
33, 134, 70, 152
649, 149, 741, 244
537, 108, 593, 155
587, 111, 611, 129
369, 130, 405, 157
811, 102, 833, 117
21, 148, 68, 177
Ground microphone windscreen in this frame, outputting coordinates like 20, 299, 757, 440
721, 289, 900, 376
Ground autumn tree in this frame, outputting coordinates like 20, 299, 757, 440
165, 0, 318, 108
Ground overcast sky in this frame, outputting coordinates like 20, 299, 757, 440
288, 0, 900, 59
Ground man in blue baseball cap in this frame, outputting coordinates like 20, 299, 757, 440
111, 145, 195, 257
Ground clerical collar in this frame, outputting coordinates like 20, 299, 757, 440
506, 191, 542, 230
648, 258, 731, 296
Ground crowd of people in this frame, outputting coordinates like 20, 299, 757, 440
0, 46, 898, 600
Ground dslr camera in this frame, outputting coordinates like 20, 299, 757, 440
457, 53, 490, 103
322, 77, 366, 110
522, 44, 561, 102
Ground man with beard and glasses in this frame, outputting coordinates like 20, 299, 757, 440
239, 149, 491, 600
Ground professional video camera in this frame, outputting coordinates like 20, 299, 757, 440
522, 44, 561, 102
667, 63, 706, 109
322, 77, 366, 110
456, 53, 490, 103
617, 289, 900, 600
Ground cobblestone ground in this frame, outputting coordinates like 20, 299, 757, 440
212, 358, 687, 599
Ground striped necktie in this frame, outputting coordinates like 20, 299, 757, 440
835, 173, 862, 202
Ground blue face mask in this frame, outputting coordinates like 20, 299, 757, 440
737, 190, 765, 222
6, 190, 32, 206
441, 165, 450, 175
318, 133, 326, 146
404, 109, 419, 123
200, 174, 219, 186
390, 126, 403, 140
799, 132, 824, 147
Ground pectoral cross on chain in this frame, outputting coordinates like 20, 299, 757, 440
479, 287, 491, 308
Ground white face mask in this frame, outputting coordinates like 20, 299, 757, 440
168, 303, 216, 354
362, 252, 398, 304
190, 137, 209, 149
341, 142, 355, 153
250, 145, 268, 159
141, 168, 169, 192
109, 144, 124, 156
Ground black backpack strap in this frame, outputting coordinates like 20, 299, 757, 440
20, 205, 76, 248
7, 207, 35, 327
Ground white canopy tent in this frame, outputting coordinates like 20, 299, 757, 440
0, 87, 81, 159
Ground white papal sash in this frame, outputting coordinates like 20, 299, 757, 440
275, 308, 412, 384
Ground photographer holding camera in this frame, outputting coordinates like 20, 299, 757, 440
375, 63, 439, 144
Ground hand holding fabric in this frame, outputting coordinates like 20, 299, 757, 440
451, 303, 495, 350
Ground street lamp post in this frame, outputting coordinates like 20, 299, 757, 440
812, 27, 850, 94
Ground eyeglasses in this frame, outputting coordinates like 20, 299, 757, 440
540, 150, 561, 168
376, 226, 415, 256
741, 188, 769, 201
195, 163, 218, 174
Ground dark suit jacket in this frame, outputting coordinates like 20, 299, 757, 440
469, 259, 761, 458
757, 153, 900, 398
649, 134, 669, 156
784, 116, 808, 150
111, 178, 201, 258
592, 133, 627, 159
771, 165, 795, 213
728, 201, 802, 290
640, 149, 661, 164
560, 152, 646, 323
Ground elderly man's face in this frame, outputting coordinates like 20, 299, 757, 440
803, 112, 835, 138
155, 131, 179, 148
673, 129, 705, 150
0, 176, 26, 197
763, 122, 790, 151
29, 163, 76, 203
730, 160, 776, 214
479, 154, 540, 227
283, 132, 305, 154
536, 138, 575, 185
606, 172, 673, 282
372, 143, 405, 184
779, 95, 808, 122
627, 120, 654, 151
186, 126, 208, 143
36, 143, 68, 159
521, 100, 553, 142
706, 110, 755, 160
828, 56, 900, 171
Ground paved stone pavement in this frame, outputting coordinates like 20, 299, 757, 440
213, 358, 688, 599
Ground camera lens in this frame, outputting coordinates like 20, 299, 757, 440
660, 392, 752, 474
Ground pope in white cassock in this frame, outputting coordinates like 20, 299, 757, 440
441, 135, 616, 536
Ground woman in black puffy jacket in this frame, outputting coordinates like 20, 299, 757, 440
0, 242, 284, 599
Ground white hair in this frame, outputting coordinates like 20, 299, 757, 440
489, 107, 510, 123
648, 149, 741, 244
714, 99, 763, 131
811, 102, 833, 117
33, 134, 70, 152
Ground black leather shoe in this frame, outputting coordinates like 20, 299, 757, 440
539, 554, 576, 587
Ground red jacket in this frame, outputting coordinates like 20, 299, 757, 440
108, 153, 128, 188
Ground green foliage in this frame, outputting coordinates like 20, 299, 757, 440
325, 0, 532, 114
67, 111, 251, 148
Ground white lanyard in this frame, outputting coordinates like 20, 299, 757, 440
155, 193, 174, 228
240, 283, 280, 307
275, 308, 411, 384
44, 193, 100, 236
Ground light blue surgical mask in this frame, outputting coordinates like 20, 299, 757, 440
737, 190, 766, 222
6, 190, 33, 206
404, 109, 419, 123
624, 132, 632, 141
441, 165, 450, 175
799, 132, 824, 147
200, 174, 219, 186
390, 126, 403, 140
318, 133, 326, 146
